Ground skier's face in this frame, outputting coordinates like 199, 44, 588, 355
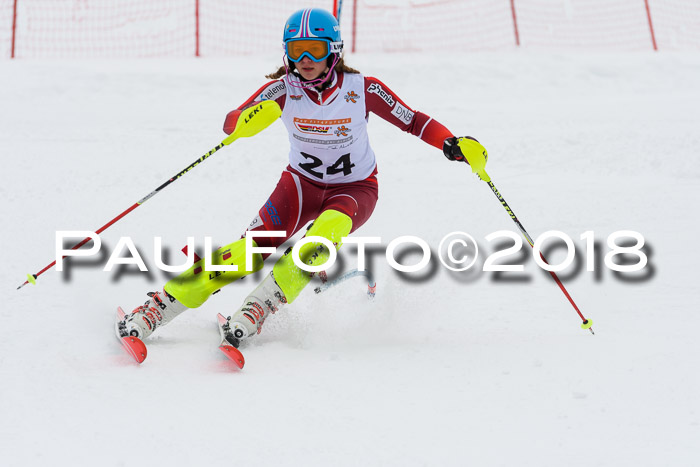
296, 56, 328, 81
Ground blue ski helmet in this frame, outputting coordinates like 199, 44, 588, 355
283, 8, 343, 63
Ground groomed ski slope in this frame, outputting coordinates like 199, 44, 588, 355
1, 52, 699, 467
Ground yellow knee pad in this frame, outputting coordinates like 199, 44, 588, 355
273, 209, 352, 304
164, 238, 263, 308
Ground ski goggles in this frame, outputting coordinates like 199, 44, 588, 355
285, 38, 342, 63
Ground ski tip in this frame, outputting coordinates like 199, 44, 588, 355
120, 336, 147, 364
219, 345, 245, 369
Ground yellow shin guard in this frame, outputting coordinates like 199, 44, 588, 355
164, 238, 264, 309
272, 209, 352, 304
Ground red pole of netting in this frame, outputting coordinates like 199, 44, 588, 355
11, 0, 18, 58
352, 0, 357, 53
195, 0, 200, 57
644, 0, 658, 51
510, 0, 520, 46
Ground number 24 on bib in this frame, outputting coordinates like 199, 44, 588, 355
298, 152, 356, 180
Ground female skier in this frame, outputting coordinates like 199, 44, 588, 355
118, 8, 487, 356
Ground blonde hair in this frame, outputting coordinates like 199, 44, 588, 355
266, 57, 361, 80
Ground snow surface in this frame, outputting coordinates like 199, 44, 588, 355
1, 52, 699, 466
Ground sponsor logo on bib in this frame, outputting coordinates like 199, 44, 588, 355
344, 91, 360, 103
294, 117, 351, 135
335, 125, 351, 137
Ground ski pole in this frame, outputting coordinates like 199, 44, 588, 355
17, 100, 282, 290
458, 139, 594, 334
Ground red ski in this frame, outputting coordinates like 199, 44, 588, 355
217, 313, 245, 369
115, 306, 148, 364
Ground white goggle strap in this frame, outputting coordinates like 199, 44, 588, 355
330, 41, 344, 54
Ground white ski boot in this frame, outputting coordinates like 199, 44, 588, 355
118, 289, 188, 340
224, 272, 287, 345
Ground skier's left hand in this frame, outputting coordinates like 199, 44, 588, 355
442, 136, 487, 166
